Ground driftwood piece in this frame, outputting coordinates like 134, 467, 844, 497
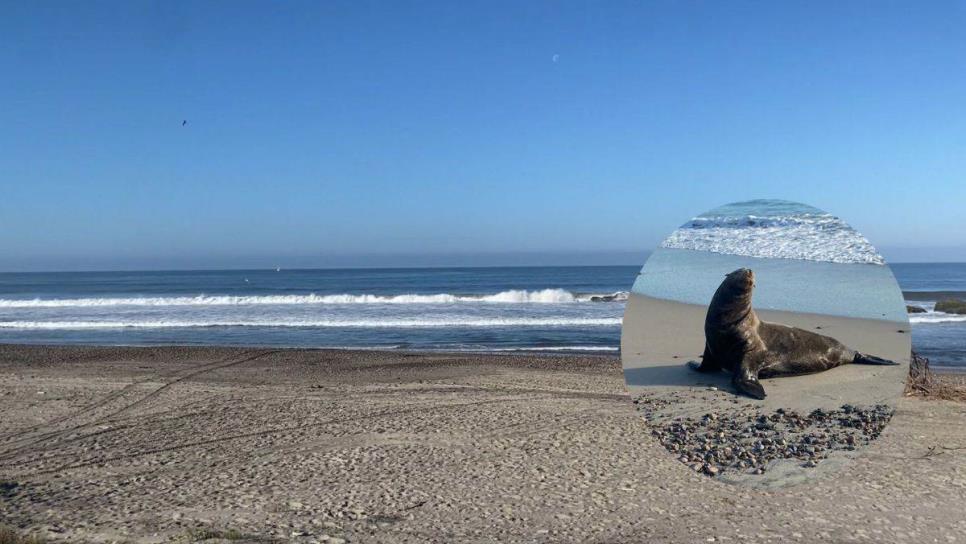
906, 351, 966, 401
908, 351, 933, 390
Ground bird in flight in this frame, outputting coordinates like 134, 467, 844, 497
182, 120, 187, 126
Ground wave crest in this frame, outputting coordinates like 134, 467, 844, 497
908, 312, 966, 324
0, 317, 622, 330
0, 289, 629, 309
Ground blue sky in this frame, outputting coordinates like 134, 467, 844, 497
2, 1, 966, 271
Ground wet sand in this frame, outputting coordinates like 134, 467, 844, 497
1, 345, 964, 543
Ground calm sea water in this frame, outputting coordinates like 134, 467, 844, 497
633, 248, 906, 322
0, 264, 963, 366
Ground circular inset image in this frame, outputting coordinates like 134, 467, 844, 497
622, 199, 910, 486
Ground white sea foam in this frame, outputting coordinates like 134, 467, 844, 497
299, 345, 620, 352
661, 209, 885, 265
489, 346, 620, 352
0, 317, 622, 330
908, 312, 966, 324
903, 301, 966, 323
0, 290, 628, 309
906, 301, 936, 312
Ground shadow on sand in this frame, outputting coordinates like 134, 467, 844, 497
623, 362, 734, 390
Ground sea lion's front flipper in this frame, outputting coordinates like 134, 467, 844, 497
688, 344, 722, 373
853, 353, 899, 366
733, 355, 767, 400
733, 375, 766, 400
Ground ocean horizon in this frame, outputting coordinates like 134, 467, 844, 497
6, 257, 966, 274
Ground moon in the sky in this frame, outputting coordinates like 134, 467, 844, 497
552, 54, 559, 63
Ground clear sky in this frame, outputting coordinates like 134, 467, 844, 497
3, 1, 966, 271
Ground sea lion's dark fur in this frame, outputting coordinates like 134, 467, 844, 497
689, 268, 898, 399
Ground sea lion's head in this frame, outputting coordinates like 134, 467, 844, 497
708, 268, 756, 321
723, 268, 755, 295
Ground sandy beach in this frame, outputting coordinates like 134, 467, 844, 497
621, 293, 910, 411
0, 344, 964, 543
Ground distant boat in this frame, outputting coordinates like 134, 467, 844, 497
275, 267, 281, 272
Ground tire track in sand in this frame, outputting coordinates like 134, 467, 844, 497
0, 349, 278, 459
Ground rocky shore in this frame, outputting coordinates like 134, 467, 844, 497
935, 299, 966, 314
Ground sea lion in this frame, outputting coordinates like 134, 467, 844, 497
689, 268, 898, 399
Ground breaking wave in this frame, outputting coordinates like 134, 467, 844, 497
908, 313, 966, 324
0, 317, 623, 330
661, 200, 884, 265
489, 346, 619, 352
0, 290, 629, 309
904, 301, 966, 324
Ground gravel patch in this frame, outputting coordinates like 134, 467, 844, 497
637, 394, 893, 477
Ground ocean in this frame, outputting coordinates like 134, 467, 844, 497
893, 263, 966, 369
636, 201, 906, 324
636, 199, 966, 369
0, 263, 963, 367
0, 266, 633, 353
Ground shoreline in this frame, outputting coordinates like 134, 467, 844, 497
633, 248, 908, 322
0, 340, 961, 371
0, 342, 622, 358
625, 292, 909, 327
